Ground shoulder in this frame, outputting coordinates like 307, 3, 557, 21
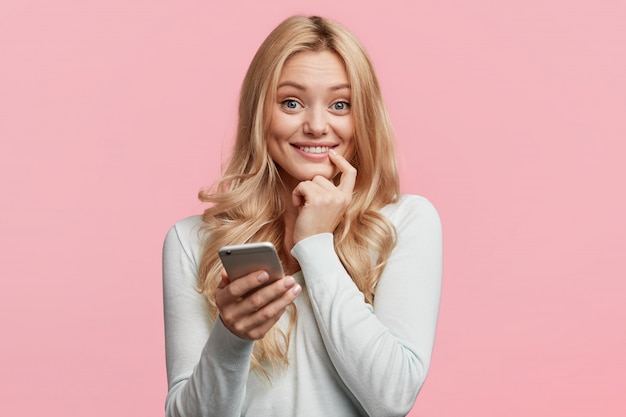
170, 214, 205, 237
163, 215, 206, 267
380, 194, 441, 230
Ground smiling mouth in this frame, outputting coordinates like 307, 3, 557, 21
293, 145, 337, 154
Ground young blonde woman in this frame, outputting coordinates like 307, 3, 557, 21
163, 15, 442, 417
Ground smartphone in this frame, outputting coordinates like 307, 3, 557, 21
218, 242, 284, 281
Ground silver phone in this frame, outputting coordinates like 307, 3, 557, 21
218, 242, 284, 281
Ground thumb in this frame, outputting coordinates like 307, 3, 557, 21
291, 184, 306, 208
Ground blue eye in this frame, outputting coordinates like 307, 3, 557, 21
282, 99, 301, 110
332, 101, 350, 111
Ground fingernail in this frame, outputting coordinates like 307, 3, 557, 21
292, 284, 302, 295
284, 276, 295, 287
258, 272, 269, 282
329, 148, 337, 155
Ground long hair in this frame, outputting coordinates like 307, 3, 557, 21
198, 15, 400, 375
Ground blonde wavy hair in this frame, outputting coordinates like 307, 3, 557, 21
198, 15, 400, 375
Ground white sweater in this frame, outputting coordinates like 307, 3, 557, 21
163, 195, 442, 417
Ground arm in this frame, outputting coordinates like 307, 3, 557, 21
291, 196, 442, 416
163, 221, 254, 417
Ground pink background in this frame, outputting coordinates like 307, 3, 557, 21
1, 1, 625, 416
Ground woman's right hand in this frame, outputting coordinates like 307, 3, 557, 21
215, 270, 302, 340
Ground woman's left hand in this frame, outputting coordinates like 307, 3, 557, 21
291, 150, 357, 244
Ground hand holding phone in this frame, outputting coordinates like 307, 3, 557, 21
216, 242, 299, 340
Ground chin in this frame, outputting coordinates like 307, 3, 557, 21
277, 163, 338, 187
302, 167, 337, 181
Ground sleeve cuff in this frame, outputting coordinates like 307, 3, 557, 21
290, 233, 346, 286
204, 317, 255, 370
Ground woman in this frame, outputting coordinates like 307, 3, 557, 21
163, 15, 442, 417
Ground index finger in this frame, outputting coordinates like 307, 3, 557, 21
329, 149, 357, 194
224, 270, 270, 298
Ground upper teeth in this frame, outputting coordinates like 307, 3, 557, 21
298, 146, 329, 154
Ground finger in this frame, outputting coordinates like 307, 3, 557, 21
292, 183, 304, 208
234, 280, 302, 339
217, 273, 284, 333
328, 149, 357, 194
220, 277, 302, 339
234, 304, 289, 341
292, 180, 315, 208
220, 270, 270, 301
293, 180, 340, 212
311, 175, 340, 192
246, 306, 289, 339
242, 276, 298, 314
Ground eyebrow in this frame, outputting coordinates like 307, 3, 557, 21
277, 81, 351, 91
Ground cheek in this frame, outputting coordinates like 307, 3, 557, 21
339, 120, 356, 160
266, 135, 278, 157
267, 123, 290, 161
337, 113, 354, 136
339, 119, 355, 146
269, 110, 299, 141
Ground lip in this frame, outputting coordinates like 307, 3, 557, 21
290, 143, 338, 161
290, 142, 338, 148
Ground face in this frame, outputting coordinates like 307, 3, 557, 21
267, 50, 354, 189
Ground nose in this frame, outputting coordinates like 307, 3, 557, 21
304, 107, 329, 137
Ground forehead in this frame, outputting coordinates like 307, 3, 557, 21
279, 50, 349, 84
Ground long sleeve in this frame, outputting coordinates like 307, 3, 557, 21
162, 217, 255, 417
290, 195, 442, 416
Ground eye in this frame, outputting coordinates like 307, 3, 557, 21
281, 99, 302, 110
331, 101, 351, 112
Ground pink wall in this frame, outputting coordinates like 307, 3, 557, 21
1, 1, 624, 416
